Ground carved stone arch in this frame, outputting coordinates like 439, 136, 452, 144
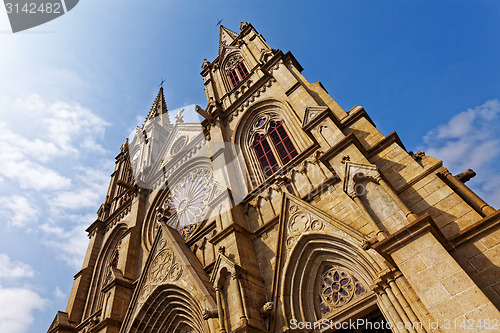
142, 189, 170, 253
129, 284, 209, 333
234, 98, 305, 148
280, 233, 385, 327
233, 98, 309, 186
220, 50, 249, 91
84, 223, 128, 318
218, 46, 240, 68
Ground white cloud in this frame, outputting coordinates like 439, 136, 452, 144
54, 286, 66, 299
40, 222, 89, 269
421, 99, 500, 207
0, 286, 45, 333
0, 196, 38, 227
0, 254, 35, 280
53, 188, 103, 209
0, 92, 115, 332
51, 166, 111, 210
0, 95, 109, 191
0, 158, 71, 191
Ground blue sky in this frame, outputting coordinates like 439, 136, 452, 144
0, 1, 499, 332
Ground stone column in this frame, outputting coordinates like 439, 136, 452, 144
394, 272, 430, 325
383, 281, 417, 333
232, 271, 248, 326
374, 285, 409, 333
375, 175, 418, 222
389, 275, 426, 333
440, 169, 496, 216
350, 192, 385, 240
215, 286, 226, 333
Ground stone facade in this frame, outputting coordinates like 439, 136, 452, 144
48, 23, 500, 333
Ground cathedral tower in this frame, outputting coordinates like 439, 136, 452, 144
48, 23, 500, 333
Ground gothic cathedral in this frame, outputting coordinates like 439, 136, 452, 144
48, 23, 500, 333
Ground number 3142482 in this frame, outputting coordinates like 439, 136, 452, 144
5, 2, 62, 14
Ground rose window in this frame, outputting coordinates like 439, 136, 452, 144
319, 266, 366, 316
162, 168, 214, 233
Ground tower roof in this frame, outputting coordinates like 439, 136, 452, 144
219, 25, 239, 54
145, 86, 171, 125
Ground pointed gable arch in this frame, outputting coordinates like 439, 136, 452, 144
129, 284, 209, 333
233, 98, 311, 186
121, 224, 217, 333
84, 223, 128, 318
268, 192, 391, 330
219, 50, 250, 91
280, 233, 382, 326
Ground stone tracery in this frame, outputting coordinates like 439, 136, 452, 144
319, 265, 366, 316
161, 168, 214, 236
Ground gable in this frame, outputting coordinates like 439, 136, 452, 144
120, 224, 216, 333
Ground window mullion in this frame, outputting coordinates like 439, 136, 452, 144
266, 133, 283, 170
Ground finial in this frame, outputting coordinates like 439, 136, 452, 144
215, 19, 223, 27
202, 58, 211, 69
159, 78, 165, 87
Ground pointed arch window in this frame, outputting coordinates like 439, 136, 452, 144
125, 164, 134, 185
225, 54, 249, 88
251, 119, 298, 178
253, 134, 280, 178
268, 121, 298, 164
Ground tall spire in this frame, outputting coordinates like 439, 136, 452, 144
145, 86, 171, 126
219, 25, 239, 54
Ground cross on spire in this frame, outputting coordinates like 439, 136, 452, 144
159, 79, 165, 87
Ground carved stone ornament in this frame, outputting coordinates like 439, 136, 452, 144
301, 106, 329, 128
342, 162, 379, 197
202, 58, 210, 69
285, 206, 324, 249
247, 111, 281, 143
226, 53, 244, 71
260, 302, 274, 317
319, 266, 366, 316
137, 240, 183, 307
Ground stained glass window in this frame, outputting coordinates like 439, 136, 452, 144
319, 265, 366, 316
110, 252, 119, 268
236, 61, 249, 79
253, 134, 280, 178
163, 168, 214, 234
226, 54, 249, 88
228, 69, 240, 87
268, 121, 298, 164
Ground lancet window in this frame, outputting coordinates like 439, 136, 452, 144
225, 54, 249, 88
251, 116, 298, 178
